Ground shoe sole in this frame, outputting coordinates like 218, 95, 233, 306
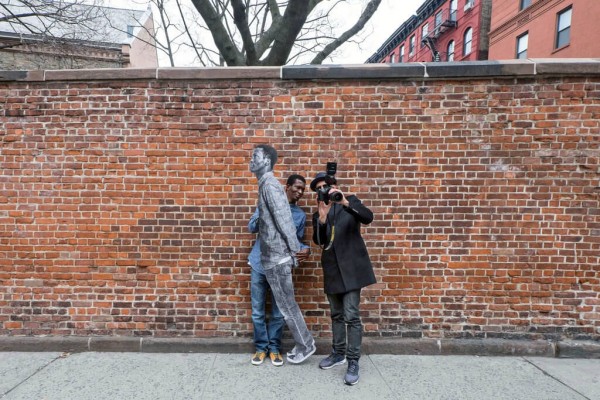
286, 345, 316, 364
344, 376, 359, 386
319, 358, 347, 370
251, 360, 265, 365
270, 357, 284, 367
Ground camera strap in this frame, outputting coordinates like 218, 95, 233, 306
324, 224, 335, 251
320, 204, 338, 251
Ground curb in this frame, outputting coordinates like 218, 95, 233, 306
0, 336, 599, 358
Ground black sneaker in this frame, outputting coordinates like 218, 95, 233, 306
319, 352, 346, 369
344, 360, 359, 385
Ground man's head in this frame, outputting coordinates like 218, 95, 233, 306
250, 144, 278, 175
286, 174, 306, 204
310, 172, 337, 192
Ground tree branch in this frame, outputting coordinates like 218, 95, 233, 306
190, 0, 244, 65
310, 0, 381, 64
260, 0, 322, 65
230, 0, 257, 65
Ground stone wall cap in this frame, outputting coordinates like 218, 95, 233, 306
157, 67, 280, 80
44, 68, 157, 81
0, 70, 45, 82
282, 63, 425, 80
425, 60, 535, 78
532, 58, 600, 75
2, 59, 600, 82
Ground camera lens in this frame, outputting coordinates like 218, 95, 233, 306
330, 191, 343, 203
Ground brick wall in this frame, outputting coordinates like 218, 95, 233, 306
0, 43, 124, 70
1, 61, 599, 342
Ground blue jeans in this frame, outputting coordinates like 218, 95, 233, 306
327, 289, 362, 361
264, 260, 314, 353
251, 268, 284, 353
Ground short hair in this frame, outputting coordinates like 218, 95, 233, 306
255, 144, 278, 168
286, 174, 306, 186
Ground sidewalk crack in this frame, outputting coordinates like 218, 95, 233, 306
197, 353, 218, 398
2, 352, 68, 398
522, 357, 591, 400
366, 354, 400, 400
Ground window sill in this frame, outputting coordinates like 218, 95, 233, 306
552, 44, 570, 54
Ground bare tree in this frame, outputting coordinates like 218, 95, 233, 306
0, 0, 106, 50
124, 0, 382, 66
193, 0, 382, 66
1, 0, 382, 67
0, 0, 160, 69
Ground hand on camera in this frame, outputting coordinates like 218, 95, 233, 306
328, 188, 349, 207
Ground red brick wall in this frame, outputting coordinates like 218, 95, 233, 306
1, 63, 599, 341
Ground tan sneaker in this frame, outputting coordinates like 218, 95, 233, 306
269, 352, 284, 367
251, 351, 266, 365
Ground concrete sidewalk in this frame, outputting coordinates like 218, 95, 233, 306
1, 352, 599, 400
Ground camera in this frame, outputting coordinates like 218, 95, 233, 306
317, 162, 343, 205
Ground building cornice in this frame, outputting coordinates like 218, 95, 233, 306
489, 0, 565, 41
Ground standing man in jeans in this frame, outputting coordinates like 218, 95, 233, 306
249, 144, 316, 364
248, 174, 311, 366
311, 171, 376, 385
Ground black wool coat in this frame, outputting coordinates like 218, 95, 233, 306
312, 195, 376, 294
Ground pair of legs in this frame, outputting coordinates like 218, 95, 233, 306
263, 260, 314, 355
327, 289, 362, 361
251, 269, 284, 354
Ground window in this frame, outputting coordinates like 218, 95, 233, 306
409, 35, 416, 55
399, 45, 405, 62
516, 32, 528, 59
464, 0, 475, 11
450, 0, 458, 21
127, 25, 134, 38
422, 23, 429, 47
435, 11, 443, 28
520, 0, 532, 10
390, 53, 396, 63
556, 7, 572, 49
463, 27, 473, 55
447, 40, 455, 61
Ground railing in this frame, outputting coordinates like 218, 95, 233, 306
423, 8, 458, 43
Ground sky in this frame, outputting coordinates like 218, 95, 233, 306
104, 0, 424, 66
330, 0, 423, 64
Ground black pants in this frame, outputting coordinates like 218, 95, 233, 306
327, 289, 362, 361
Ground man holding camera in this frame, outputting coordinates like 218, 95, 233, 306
249, 144, 316, 365
311, 166, 376, 386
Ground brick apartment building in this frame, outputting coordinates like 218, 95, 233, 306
0, 4, 158, 70
488, 0, 600, 60
367, 0, 492, 63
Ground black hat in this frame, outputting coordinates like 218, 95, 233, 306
310, 172, 336, 192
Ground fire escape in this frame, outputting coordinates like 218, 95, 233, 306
422, 8, 458, 62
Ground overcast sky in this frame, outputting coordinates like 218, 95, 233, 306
332, 0, 423, 64
106, 0, 424, 65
